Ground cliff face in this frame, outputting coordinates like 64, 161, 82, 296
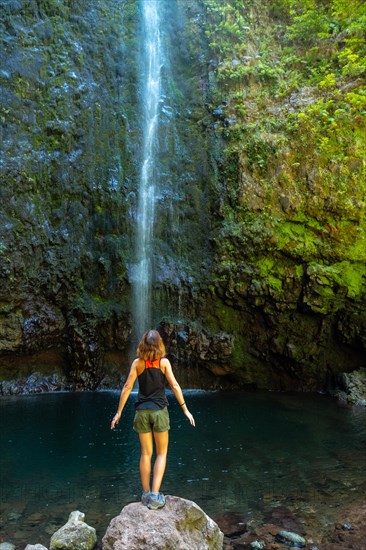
199, 0, 366, 390
1, 0, 138, 387
0, 0, 212, 389
0, 0, 365, 392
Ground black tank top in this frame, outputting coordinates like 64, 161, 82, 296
135, 359, 169, 410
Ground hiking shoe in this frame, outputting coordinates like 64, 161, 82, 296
147, 492, 165, 510
141, 491, 151, 506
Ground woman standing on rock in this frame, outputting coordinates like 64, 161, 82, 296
111, 329, 195, 510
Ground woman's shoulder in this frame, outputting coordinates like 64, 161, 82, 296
160, 357, 172, 373
132, 357, 144, 366
132, 358, 145, 374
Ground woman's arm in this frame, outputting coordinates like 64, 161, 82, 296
163, 358, 195, 427
110, 360, 138, 429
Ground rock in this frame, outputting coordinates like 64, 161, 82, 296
322, 500, 366, 549
66, 320, 104, 390
49, 510, 96, 550
0, 372, 69, 396
25, 545, 48, 550
303, 264, 347, 315
22, 304, 66, 352
224, 118, 237, 127
0, 313, 23, 351
102, 495, 223, 550
159, 321, 233, 381
214, 511, 247, 537
276, 530, 306, 547
336, 368, 366, 406
263, 506, 304, 533
0, 544, 16, 550
7, 511, 23, 521
250, 542, 265, 549
235, 523, 281, 547
280, 195, 291, 212
212, 108, 225, 119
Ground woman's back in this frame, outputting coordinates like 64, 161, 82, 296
135, 358, 169, 410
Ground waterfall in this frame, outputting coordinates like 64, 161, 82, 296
133, 0, 162, 338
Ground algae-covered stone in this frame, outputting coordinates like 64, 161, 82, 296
277, 530, 306, 547
50, 511, 96, 550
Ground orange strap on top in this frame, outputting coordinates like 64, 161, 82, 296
145, 358, 161, 369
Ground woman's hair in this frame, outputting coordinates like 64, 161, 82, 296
137, 330, 166, 361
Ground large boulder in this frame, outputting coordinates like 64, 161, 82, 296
49, 511, 96, 550
102, 495, 224, 550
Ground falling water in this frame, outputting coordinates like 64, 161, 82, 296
133, 0, 162, 337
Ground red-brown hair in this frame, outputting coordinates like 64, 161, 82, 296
137, 330, 166, 361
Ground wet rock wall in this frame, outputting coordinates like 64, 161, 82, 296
1, 0, 365, 394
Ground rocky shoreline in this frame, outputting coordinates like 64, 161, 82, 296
1, 367, 365, 408
219, 498, 366, 549
1, 497, 365, 550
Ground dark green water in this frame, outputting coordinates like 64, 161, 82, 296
1, 391, 365, 547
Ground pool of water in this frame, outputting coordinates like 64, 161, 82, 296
1, 390, 365, 547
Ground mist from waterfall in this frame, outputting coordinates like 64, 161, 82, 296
133, 0, 162, 338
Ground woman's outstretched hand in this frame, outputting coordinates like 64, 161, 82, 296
111, 412, 121, 430
185, 410, 195, 427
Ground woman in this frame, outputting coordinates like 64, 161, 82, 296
111, 330, 195, 510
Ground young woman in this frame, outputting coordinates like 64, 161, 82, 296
111, 330, 195, 510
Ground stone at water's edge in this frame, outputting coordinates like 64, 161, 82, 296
25, 545, 48, 550
49, 510, 96, 550
102, 495, 224, 550
336, 367, 366, 406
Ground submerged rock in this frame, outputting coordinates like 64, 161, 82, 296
214, 511, 247, 537
0, 543, 16, 550
263, 505, 304, 533
276, 530, 306, 547
102, 495, 223, 550
322, 501, 366, 549
49, 511, 96, 550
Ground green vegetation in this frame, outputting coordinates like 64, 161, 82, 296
203, 0, 365, 294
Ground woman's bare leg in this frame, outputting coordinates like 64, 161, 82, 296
151, 430, 169, 493
139, 432, 153, 492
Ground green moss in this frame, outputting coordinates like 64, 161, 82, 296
308, 261, 366, 299
273, 220, 323, 260
254, 258, 283, 292
338, 224, 366, 262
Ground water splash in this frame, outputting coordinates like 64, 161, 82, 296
133, 0, 163, 337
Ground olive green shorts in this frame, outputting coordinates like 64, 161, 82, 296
133, 407, 170, 433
